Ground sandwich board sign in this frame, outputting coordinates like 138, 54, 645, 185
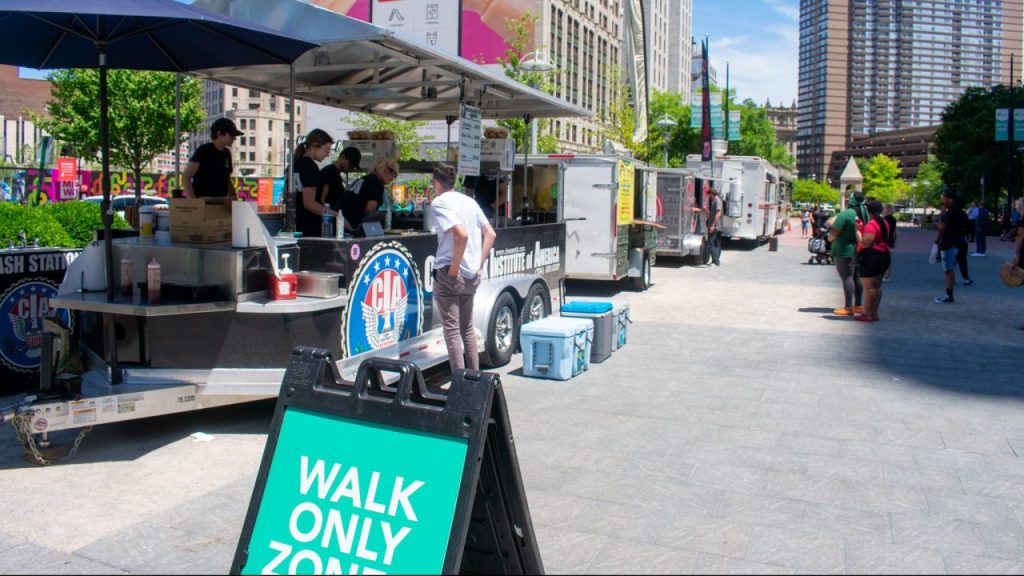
232, 348, 543, 575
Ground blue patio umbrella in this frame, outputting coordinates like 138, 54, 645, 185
0, 0, 317, 302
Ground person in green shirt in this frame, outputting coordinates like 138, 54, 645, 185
829, 190, 869, 316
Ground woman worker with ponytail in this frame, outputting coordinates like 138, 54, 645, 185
291, 128, 336, 237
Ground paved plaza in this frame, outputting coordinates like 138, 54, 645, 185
1, 222, 1023, 574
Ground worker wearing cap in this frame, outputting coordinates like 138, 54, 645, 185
183, 117, 241, 198
320, 146, 361, 209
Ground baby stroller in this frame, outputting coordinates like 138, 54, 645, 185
807, 218, 833, 265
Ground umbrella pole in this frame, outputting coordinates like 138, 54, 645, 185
174, 73, 182, 193
286, 64, 296, 234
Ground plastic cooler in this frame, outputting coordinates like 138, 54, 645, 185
610, 300, 631, 350
560, 301, 614, 363
520, 316, 593, 380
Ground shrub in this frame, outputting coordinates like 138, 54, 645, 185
0, 203, 74, 248
41, 201, 131, 248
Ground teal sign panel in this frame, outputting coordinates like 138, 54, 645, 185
240, 407, 468, 575
728, 111, 741, 141
996, 108, 1008, 142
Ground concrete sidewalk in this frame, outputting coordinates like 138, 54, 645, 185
1, 223, 1023, 574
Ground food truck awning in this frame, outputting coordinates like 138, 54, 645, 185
191, 0, 591, 121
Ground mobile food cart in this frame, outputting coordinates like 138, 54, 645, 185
2, 0, 589, 453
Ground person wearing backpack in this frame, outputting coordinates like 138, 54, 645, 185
882, 203, 897, 282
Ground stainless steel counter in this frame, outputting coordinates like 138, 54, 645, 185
50, 291, 236, 316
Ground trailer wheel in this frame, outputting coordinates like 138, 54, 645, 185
481, 291, 518, 368
520, 283, 550, 328
632, 253, 651, 291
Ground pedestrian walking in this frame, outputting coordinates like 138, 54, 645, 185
829, 190, 868, 316
954, 196, 974, 286
966, 202, 979, 242
972, 203, 990, 256
882, 203, 897, 282
855, 200, 891, 322
934, 188, 967, 303
430, 163, 497, 371
800, 208, 812, 239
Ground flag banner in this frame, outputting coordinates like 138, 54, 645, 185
728, 111, 741, 141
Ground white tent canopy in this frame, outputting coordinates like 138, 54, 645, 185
191, 0, 590, 121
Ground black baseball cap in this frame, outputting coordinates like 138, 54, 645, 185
339, 146, 361, 169
210, 117, 243, 138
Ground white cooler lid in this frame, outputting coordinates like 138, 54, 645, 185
521, 316, 592, 337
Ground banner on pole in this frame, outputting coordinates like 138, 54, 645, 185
728, 111, 741, 141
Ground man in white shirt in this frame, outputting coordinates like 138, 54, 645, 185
431, 163, 497, 371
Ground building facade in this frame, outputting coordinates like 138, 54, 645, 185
0, 66, 51, 166
644, 0, 692, 98
194, 81, 308, 178
766, 100, 799, 162
797, 0, 1023, 181
827, 125, 937, 183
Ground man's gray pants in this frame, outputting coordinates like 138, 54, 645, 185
433, 269, 481, 371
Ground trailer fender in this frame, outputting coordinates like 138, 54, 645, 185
627, 248, 647, 278
470, 273, 548, 339
681, 234, 704, 257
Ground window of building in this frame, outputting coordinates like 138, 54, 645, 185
249, 152, 256, 162
232, 87, 238, 97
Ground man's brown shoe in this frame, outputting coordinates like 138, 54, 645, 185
833, 307, 853, 316
854, 305, 864, 314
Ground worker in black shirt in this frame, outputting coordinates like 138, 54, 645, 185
334, 157, 398, 233
469, 174, 508, 220
291, 128, 336, 238
320, 146, 361, 208
183, 117, 241, 198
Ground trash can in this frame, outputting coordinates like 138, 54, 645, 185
520, 316, 593, 380
560, 301, 614, 363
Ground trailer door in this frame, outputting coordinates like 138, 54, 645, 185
655, 171, 691, 253
560, 161, 617, 278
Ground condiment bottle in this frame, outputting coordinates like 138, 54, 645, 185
272, 253, 297, 300
147, 258, 161, 304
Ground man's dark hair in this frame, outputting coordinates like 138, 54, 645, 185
433, 163, 457, 190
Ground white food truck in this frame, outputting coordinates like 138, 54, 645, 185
686, 153, 784, 244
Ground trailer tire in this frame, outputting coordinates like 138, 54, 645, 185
481, 291, 518, 368
633, 253, 651, 291
520, 283, 550, 328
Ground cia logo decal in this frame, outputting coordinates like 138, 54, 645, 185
0, 278, 72, 372
341, 241, 423, 357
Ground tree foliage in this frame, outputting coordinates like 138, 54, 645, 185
350, 114, 430, 161
38, 70, 203, 200
495, 11, 558, 155
791, 179, 839, 205
642, 90, 794, 168
933, 84, 1019, 207
858, 154, 910, 204
913, 156, 946, 208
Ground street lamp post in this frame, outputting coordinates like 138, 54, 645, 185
655, 114, 677, 167
519, 50, 555, 155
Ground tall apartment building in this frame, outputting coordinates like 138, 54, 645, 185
797, 0, 1023, 181
194, 81, 308, 178
644, 0, 692, 97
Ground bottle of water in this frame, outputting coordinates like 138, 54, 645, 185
322, 212, 335, 238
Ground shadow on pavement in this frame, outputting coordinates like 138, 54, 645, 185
0, 398, 277, 468
564, 279, 635, 299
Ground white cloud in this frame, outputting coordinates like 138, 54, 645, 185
710, 20, 798, 106
764, 0, 800, 22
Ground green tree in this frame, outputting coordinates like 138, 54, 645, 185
495, 11, 558, 155
933, 84, 1016, 206
37, 70, 203, 203
859, 154, 910, 204
727, 99, 794, 168
791, 179, 839, 205
913, 156, 946, 208
350, 114, 430, 161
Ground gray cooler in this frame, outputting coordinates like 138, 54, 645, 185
559, 301, 615, 363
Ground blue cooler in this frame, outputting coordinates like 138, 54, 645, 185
520, 316, 593, 380
610, 300, 631, 350
560, 301, 614, 363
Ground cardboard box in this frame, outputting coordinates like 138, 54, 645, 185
169, 198, 232, 243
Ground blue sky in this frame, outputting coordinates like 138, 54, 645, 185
692, 0, 799, 107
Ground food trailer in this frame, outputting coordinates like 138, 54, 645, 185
1, 1, 590, 453
511, 154, 659, 290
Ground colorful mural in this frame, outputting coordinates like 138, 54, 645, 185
0, 168, 284, 206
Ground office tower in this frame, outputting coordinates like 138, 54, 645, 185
194, 81, 308, 178
645, 0, 693, 98
797, 0, 1023, 181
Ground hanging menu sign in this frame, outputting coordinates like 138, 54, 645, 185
458, 104, 482, 177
